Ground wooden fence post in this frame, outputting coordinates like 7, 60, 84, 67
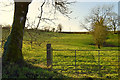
47, 44, 53, 68
75, 50, 77, 73
98, 50, 101, 76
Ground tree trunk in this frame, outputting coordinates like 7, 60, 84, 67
113, 21, 116, 34
98, 44, 100, 49
113, 26, 116, 34
2, 2, 31, 63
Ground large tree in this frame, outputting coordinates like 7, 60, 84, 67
2, 0, 71, 63
2, 2, 31, 63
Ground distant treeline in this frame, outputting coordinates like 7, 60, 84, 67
61, 31, 120, 34
61, 32, 90, 34
2, 27, 120, 34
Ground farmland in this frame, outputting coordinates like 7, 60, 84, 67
1, 28, 119, 79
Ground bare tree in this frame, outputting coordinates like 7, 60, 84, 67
52, 28, 55, 32
35, 0, 73, 30
57, 24, 62, 32
2, 0, 72, 63
107, 12, 118, 34
82, 5, 117, 32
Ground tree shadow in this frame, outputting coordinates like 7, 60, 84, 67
2, 61, 69, 79
103, 43, 120, 47
89, 43, 120, 47
1, 59, 119, 80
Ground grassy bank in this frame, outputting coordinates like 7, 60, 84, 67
1, 28, 119, 79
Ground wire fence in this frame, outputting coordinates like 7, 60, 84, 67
46, 44, 120, 77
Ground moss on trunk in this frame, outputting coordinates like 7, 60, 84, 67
2, 2, 31, 63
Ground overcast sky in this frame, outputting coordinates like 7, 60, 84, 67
0, 0, 119, 32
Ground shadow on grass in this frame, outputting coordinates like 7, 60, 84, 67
1, 61, 95, 80
103, 43, 120, 47
2, 60, 118, 80
2, 61, 95, 80
2, 61, 69, 80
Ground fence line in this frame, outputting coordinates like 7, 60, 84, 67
53, 49, 119, 51
46, 44, 119, 77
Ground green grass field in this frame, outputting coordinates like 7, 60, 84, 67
1, 28, 119, 79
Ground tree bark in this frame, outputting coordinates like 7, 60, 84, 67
2, 2, 31, 63
113, 21, 116, 34
113, 26, 116, 34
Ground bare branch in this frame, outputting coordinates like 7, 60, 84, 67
36, 0, 46, 29
52, 0, 74, 18
80, 22, 91, 31
41, 18, 56, 25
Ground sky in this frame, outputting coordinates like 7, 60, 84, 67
0, 0, 119, 32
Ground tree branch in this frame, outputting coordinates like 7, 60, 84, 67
36, 0, 46, 29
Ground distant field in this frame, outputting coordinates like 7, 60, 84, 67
1, 28, 119, 79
